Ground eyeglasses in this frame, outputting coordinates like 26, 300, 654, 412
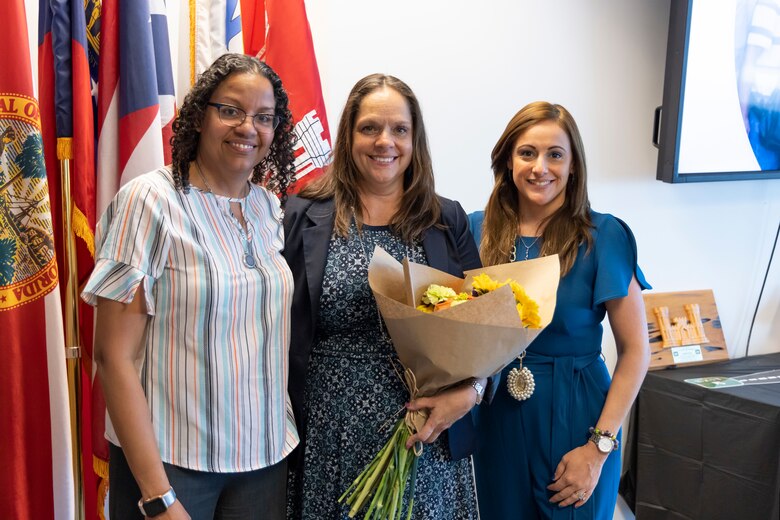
206, 102, 280, 132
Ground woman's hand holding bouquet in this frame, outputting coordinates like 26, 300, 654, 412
338, 247, 560, 519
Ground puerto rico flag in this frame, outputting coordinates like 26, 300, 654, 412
38, 0, 99, 517
96, 0, 175, 216
0, 1, 74, 518
92, 2, 175, 516
246, 0, 332, 190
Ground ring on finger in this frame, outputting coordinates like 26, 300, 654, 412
577, 491, 586, 501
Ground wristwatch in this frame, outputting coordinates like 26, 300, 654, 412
470, 379, 485, 405
137, 487, 176, 517
588, 427, 619, 454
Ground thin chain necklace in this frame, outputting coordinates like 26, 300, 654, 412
510, 235, 541, 261
194, 160, 248, 200
195, 160, 256, 268
517, 235, 541, 261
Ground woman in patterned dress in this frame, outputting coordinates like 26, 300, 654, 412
469, 101, 651, 520
82, 54, 298, 519
283, 74, 486, 519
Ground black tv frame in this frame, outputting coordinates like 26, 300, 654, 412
653, 0, 780, 183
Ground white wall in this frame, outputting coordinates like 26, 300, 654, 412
23, 1, 780, 517
303, 3, 779, 518
25, 0, 777, 359
302, 0, 780, 364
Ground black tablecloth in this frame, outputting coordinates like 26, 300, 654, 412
619, 352, 780, 520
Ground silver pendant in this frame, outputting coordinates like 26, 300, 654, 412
507, 354, 535, 401
243, 253, 257, 269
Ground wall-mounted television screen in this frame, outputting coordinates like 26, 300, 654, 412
654, 0, 780, 183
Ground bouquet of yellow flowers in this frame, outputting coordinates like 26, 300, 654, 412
417, 274, 542, 329
338, 247, 560, 519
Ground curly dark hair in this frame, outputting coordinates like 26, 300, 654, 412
170, 53, 297, 203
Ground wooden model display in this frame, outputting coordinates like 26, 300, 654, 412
644, 289, 728, 370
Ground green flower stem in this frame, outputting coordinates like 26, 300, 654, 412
347, 423, 400, 517
341, 450, 383, 504
342, 418, 421, 520
404, 453, 420, 520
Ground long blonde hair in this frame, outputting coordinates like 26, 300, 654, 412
300, 74, 440, 242
480, 101, 592, 275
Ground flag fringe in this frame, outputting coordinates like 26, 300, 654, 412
189, 0, 196, 87
93, 454, 109, 520
72, 205, 96, 257
57, 137, 73, 160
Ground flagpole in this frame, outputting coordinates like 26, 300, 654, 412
58, 137, 85, 520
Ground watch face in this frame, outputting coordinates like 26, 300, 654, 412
597, 437, 613, 453
140, 498, 167, 517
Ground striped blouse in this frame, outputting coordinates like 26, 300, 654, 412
82, 168, 298, 472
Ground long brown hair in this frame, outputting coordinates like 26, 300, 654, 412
480, 101, 592, 275
300, 74, 440, 242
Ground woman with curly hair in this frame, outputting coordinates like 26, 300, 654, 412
82, 54, 298, 520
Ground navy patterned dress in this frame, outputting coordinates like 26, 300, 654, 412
291, 223, 478, 519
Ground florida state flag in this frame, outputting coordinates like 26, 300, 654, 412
0, 1, 75, 518
244, 0, 332, 190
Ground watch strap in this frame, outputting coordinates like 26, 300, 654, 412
470, 379, 485, 405
138, 487, 176, 517
588, 426, 619, 452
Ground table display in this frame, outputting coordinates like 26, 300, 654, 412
620, 352, 780, 519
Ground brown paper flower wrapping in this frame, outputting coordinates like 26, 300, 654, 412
368, 246, 560, 398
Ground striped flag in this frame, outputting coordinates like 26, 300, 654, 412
82, 3, 111, 516
96, 0, 175, 216
248, 0, 332, 190
0, 1, 75, 518
37, 1, 99, 515
176, 0, 243, 105
91, 2, 175, 515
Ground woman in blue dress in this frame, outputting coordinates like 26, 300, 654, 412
469, 101, 651, 520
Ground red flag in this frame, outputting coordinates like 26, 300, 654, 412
246, 0, 332, 191
38, 0, 99, 517
0, 1, 75, 518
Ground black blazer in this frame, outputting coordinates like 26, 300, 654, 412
283, 195, 483, 463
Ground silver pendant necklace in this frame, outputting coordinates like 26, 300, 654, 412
195, 161, 256, 269
517, 235, 540, 261
507, 351, 535, 401
237, 225, 257, 269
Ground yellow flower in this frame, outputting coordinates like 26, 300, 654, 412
472, 273, 502, 294
508, 281, 541, 328
472, 274, 542, 328
417, 275, 540, 327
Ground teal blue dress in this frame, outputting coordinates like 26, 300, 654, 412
468, 211, 650, 520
